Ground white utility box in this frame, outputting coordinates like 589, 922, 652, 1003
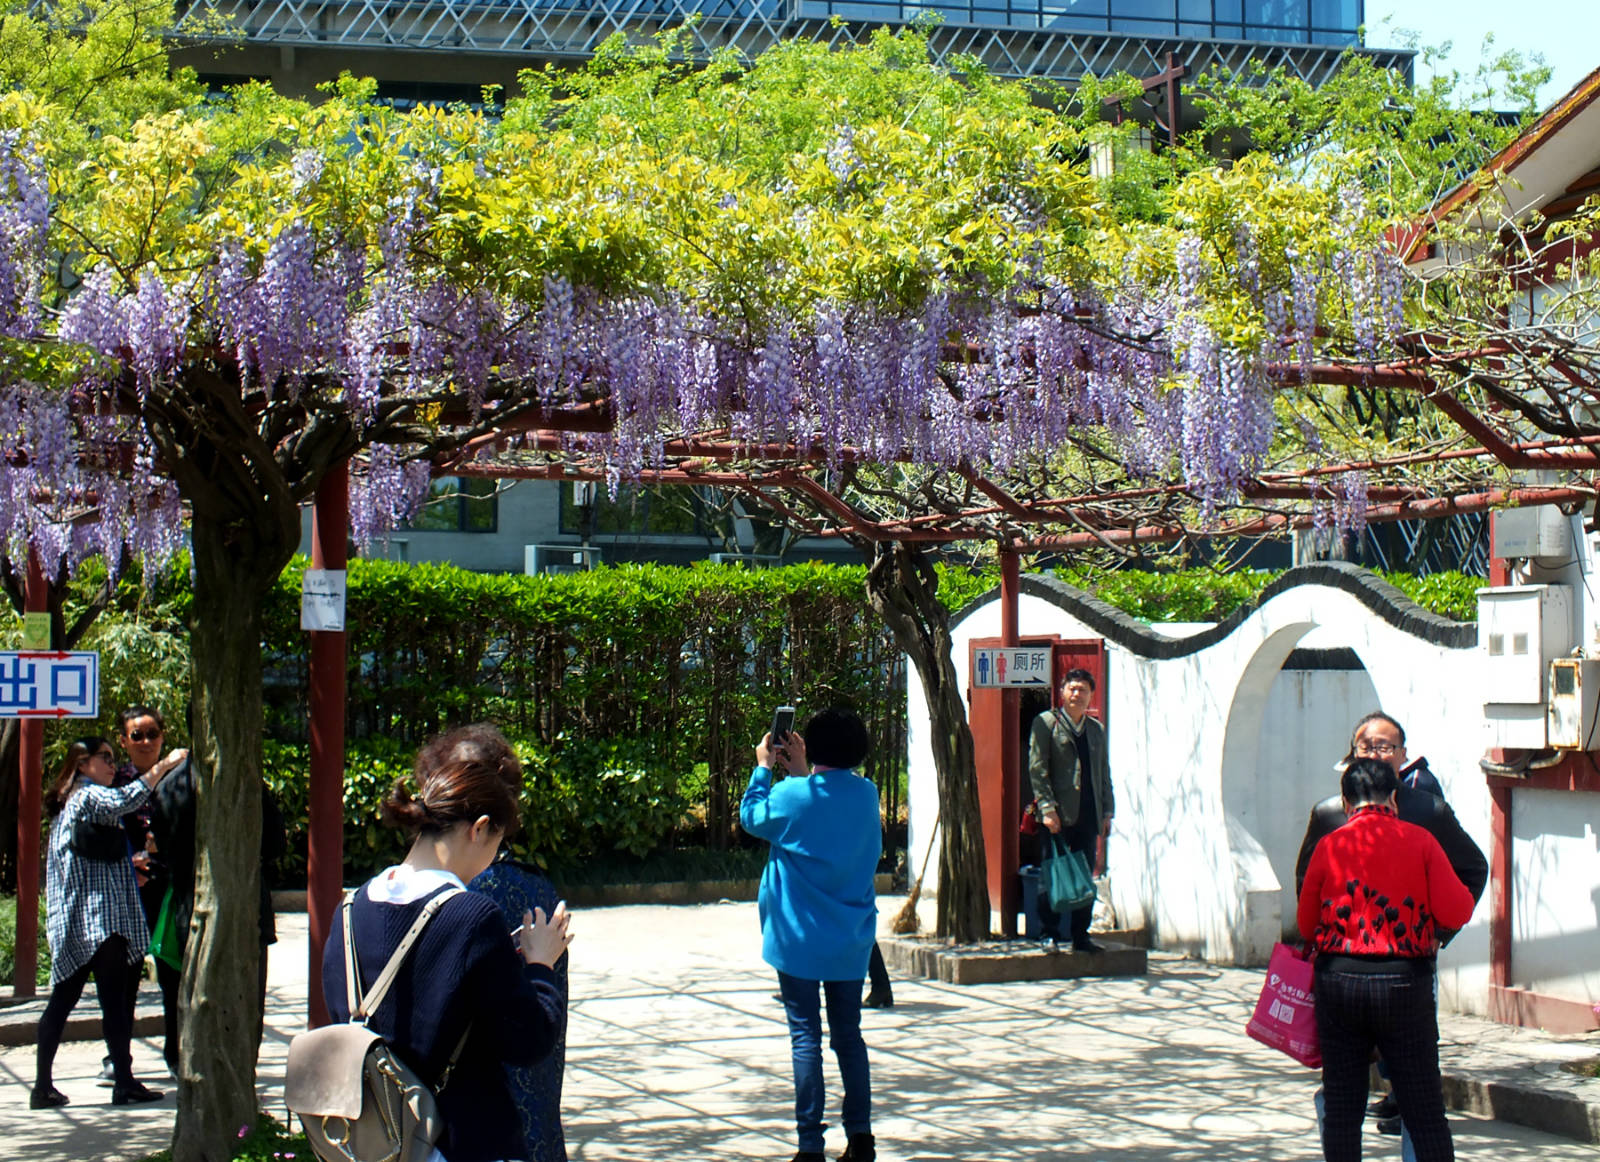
1492, 506, 1574, 565
525, 544, 600, 575
1479, 584, 1575, 748
1548, 658, 1600, 750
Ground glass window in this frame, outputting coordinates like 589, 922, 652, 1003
1309, 0, 1356, 33
1043, 0, 1107, 30
1110, 0, 1176, 32
559, 481, 700, 537
406, 476, 498, 533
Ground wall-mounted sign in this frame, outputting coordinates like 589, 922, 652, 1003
970, 645, 1052, 688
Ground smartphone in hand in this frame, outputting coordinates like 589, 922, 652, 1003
771, 705, 796, 747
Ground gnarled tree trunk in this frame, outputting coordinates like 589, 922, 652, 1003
172, 510, 291, 1161
866, 541, 988, 942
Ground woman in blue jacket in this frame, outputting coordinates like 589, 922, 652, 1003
740, 707, 881, 1162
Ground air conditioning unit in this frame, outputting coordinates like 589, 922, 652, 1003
707, 553, 784, 567
525, 544, 600, 575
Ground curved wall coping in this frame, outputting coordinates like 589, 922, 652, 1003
953, 561, 1478, 657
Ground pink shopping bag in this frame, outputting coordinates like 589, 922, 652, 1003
1245, 942, 1321, 1068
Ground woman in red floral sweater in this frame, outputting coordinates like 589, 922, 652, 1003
1297, 758, 1477, 1162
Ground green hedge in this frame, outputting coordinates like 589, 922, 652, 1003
1056, 566, 1481, 624
0, 895, 50, 987
259, 557, 948, 881
7, 554, 1478, 889
264, 732, 692, 882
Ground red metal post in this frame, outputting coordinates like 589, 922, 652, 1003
997, 549, 1021, 937
306, 463, 348, 1027
13, 550, 45, 997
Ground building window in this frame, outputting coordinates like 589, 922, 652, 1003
406, 476, 499, 533
559, 481, 700, 537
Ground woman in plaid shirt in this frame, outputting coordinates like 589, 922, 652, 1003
32, 736, 185, 1110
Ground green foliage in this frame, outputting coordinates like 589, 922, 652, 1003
135, 1112, 308, 1162
1056, 565, 1481, 624
0, 555, 191, 781
256, 556, 971, 881
0, 894, 50, 987
1380, 571, 1481, 623
1059, 566, 1277, 623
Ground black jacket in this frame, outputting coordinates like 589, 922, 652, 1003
1294, 783, 1488, 909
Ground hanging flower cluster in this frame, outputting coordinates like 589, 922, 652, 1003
0, 69, 1409, 578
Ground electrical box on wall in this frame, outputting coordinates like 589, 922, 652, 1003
1492, 505, 1574, 564
1547, 658, 1600, 750
1478, 584, 1575, 748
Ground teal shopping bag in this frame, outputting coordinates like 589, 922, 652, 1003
1043, 834, 1096, 913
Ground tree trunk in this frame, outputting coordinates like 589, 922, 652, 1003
170, 512, 287, 1162
866, 541, 989, 942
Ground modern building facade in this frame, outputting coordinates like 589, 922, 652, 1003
176, 0, 1410, 108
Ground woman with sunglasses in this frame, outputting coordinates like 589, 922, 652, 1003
33, 735, 186, 1110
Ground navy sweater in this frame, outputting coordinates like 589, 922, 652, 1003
323, 884, 565, 1162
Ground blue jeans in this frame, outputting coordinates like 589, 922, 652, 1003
776, 972, 871, 1152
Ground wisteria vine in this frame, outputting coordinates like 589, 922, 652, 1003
0, 124, 1406, 577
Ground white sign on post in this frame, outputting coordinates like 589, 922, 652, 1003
971, 645, 1053, 688
0, 650, 101, 718
300, 569, 348, 632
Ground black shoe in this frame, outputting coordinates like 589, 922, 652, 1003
1375, 1114, 1403, 1136
839, 1132, 876, 1161
1039, 935, 1059, 954
790, 1153, 825, 1162
111, 1081, 164, 1105
29, 1087, 69, 1110
97, 1057, 116, 1087
1369, 1093, 1399, 1119
863, 990, 894, 1009
1072, 938, 1106, 954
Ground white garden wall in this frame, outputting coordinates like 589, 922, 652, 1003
906, 563, 1497, 1015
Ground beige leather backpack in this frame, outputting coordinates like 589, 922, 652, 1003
286, 888, 468, 1162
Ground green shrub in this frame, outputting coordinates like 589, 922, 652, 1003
264, 730, 696, 884
1056, 566, 1481, 624
0, 894, 51, 988
136, 1112, 307, 1162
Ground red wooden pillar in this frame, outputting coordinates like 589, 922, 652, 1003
12, 551, 46, 997
1488, 778, 1513, 991
996, 549, 1021, 937
306, 463, 348, 1028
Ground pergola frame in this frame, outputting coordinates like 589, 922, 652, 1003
11, 334, 1599, 1018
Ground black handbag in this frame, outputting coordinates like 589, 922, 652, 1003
70, 819, 129, 862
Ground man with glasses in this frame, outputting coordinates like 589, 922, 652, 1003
1294, 711, 1487, 1155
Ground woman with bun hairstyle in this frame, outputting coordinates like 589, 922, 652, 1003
323, 723, 572, 1162
34, 736, 187, 1109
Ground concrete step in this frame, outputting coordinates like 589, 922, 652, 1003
881, 934, 1146, 984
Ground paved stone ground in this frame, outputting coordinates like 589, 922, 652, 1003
3, 900, 1596, 1161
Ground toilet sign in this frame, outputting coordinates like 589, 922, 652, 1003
970, 645, 1052, 688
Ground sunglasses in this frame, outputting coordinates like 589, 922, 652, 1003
126, 729, 163, 742
81, 750, 115, 764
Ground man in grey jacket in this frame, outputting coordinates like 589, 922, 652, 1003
1027, 668, 1113, 954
